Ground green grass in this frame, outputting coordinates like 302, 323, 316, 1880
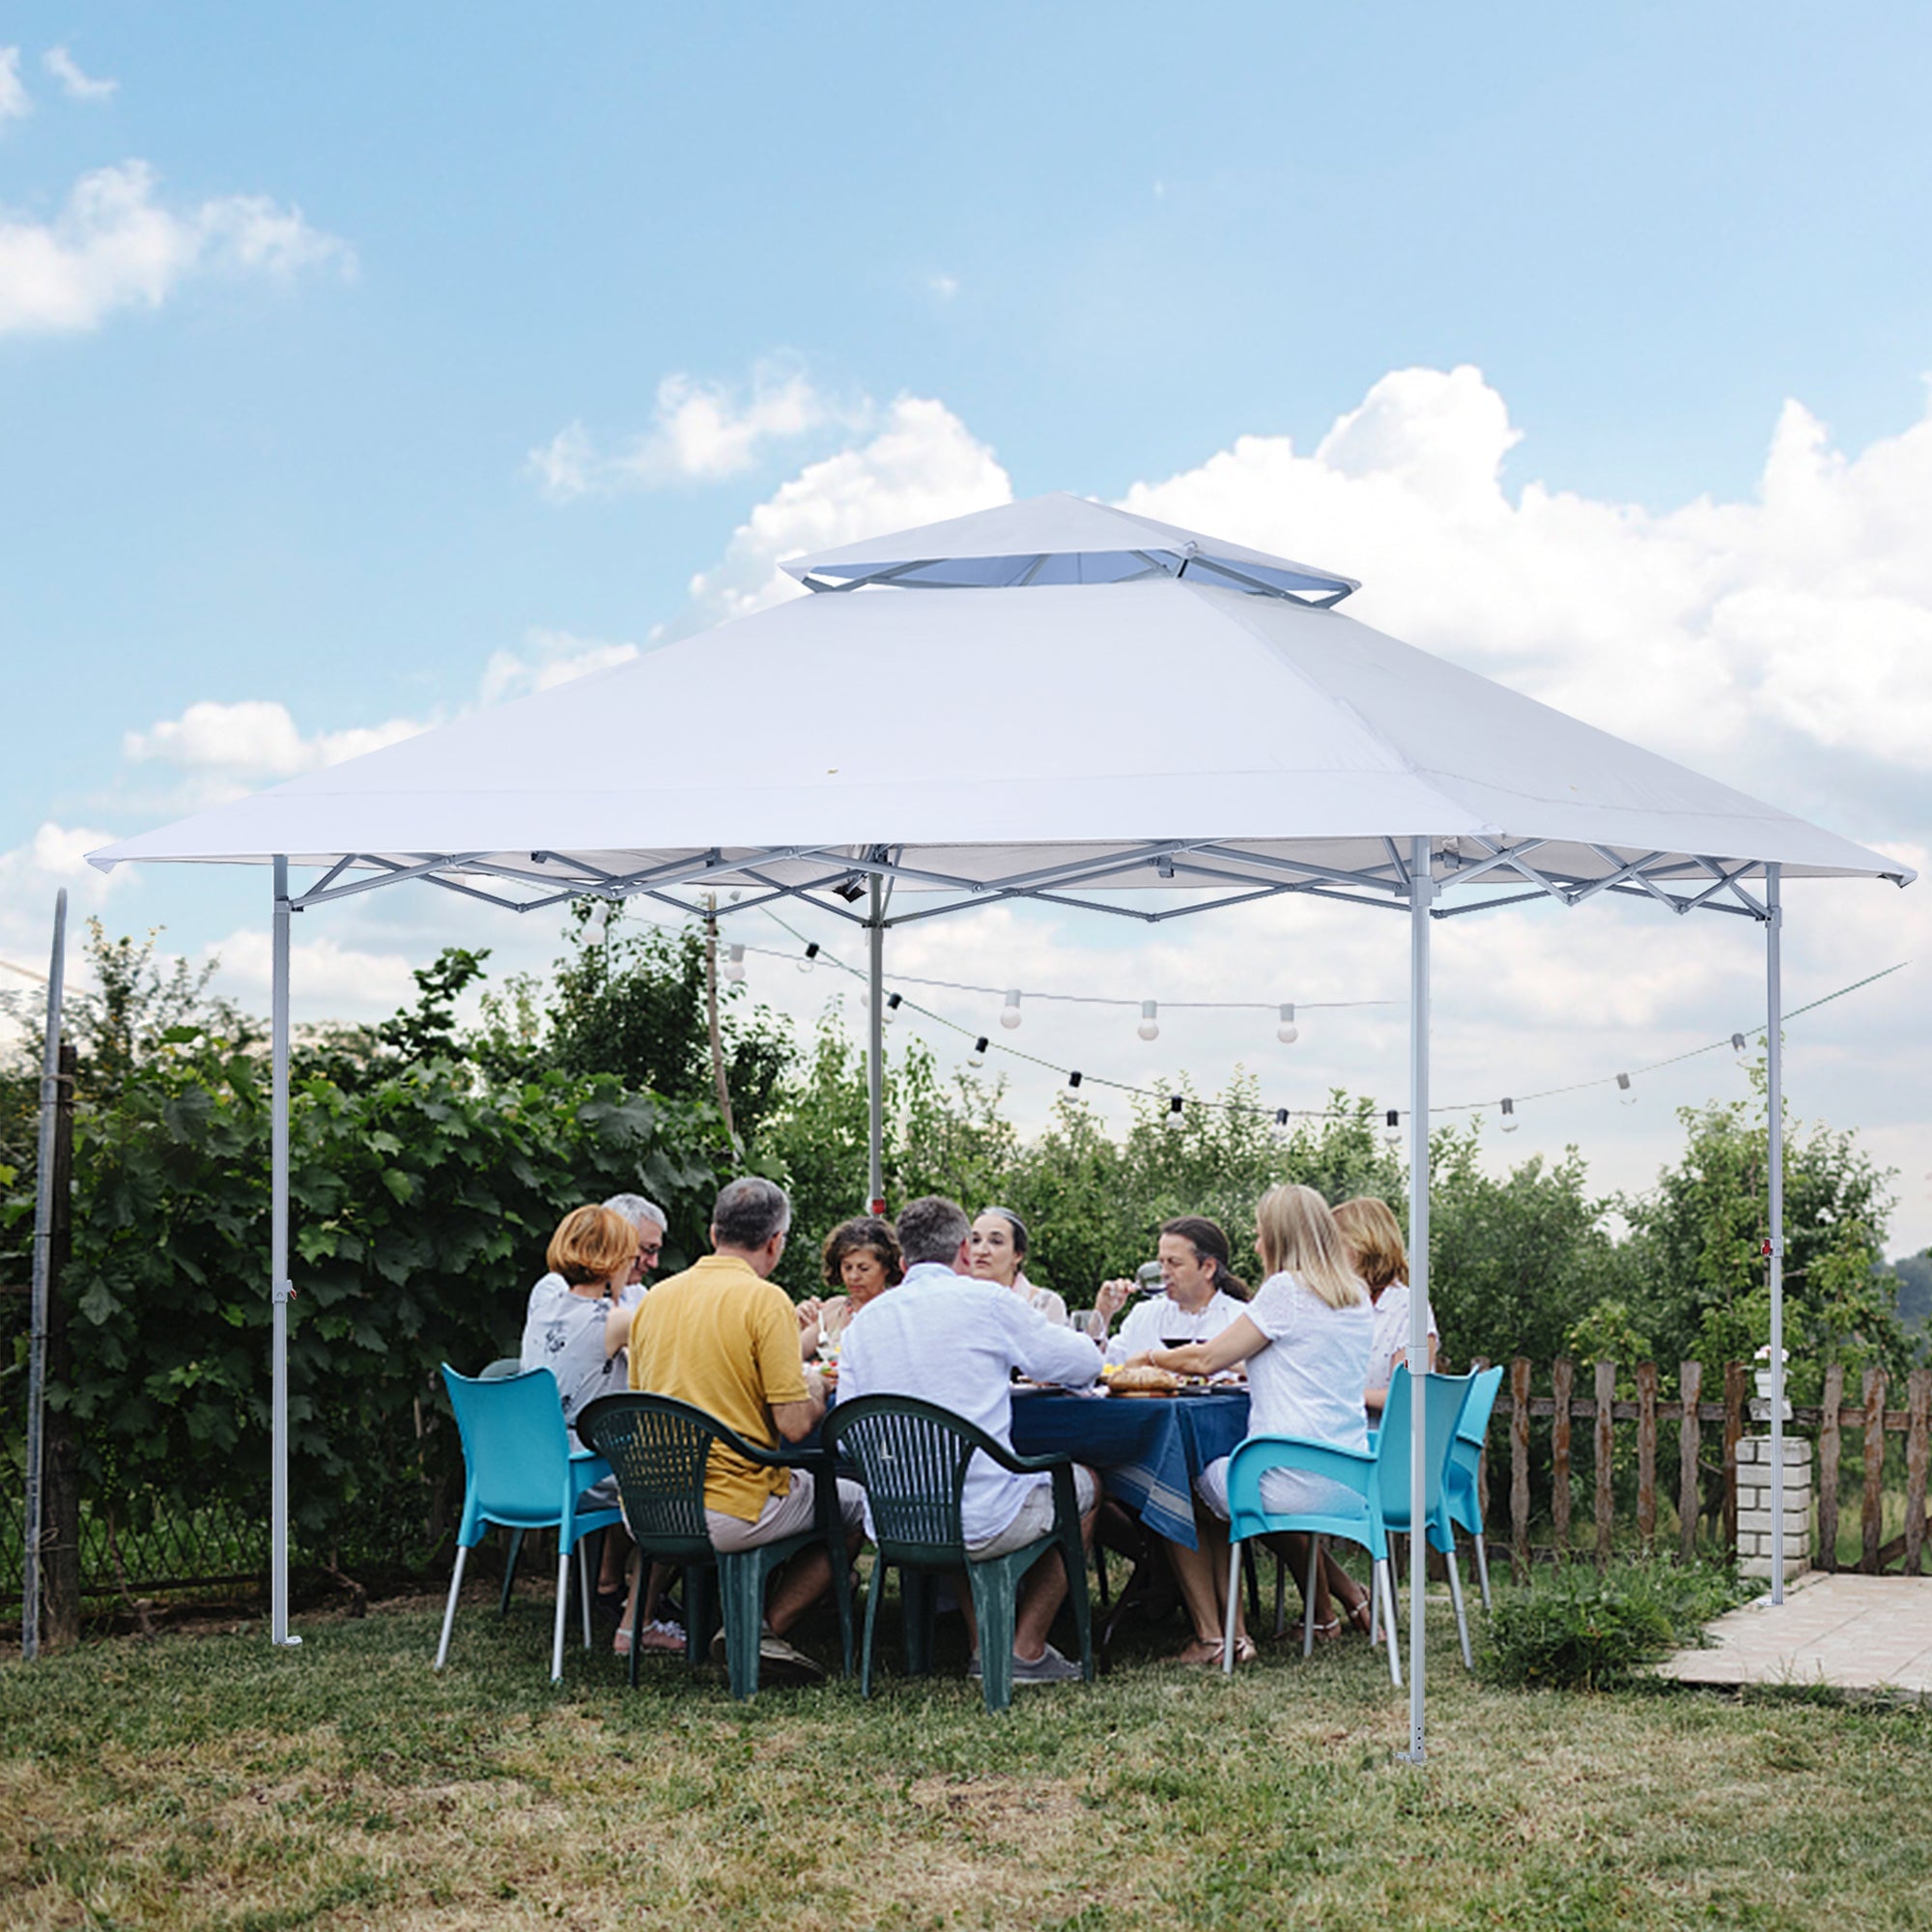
3, 1576, 1930, 1931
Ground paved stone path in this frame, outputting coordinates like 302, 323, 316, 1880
1660, 1573, 1932, 1694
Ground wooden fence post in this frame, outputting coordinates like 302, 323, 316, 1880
1594, 1359, 1616, 1568
1677, 1360, 1702, 1564
1550, 1358, 1574, 1557
1721, 1362, 1747, 1561
1819, 1364, 1843, 1573
1635, 1362, 1659, 1555
1906, 1369, 1930, 1578
1510, 1357, 1531, 1577
1862, 1367, 1888, 1576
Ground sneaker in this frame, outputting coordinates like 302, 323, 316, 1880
1010, 1642, 1083, 1685
966, 1652, 981, 1680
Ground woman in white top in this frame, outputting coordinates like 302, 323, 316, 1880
1090, 1216, 1250, 1362
1332, 1196, 1439, 1415
969, 1207, 1070, 1325
1144, 1185, 1375, 1662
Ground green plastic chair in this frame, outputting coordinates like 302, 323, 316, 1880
575, 1392, 853, 1700
823, 1394, 1094, 1714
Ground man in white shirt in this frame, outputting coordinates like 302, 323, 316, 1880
838, 1195, 1102, 1686
1090, 1216, 1250, 1363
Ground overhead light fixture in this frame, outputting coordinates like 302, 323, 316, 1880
1276, 1003, 1299, 1045
834, 874, 867, 903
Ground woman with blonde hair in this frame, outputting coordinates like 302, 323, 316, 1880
1331, 1195, 1438, 1415
1143, 1184, 1375, 1660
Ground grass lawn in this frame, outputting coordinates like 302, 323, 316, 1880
3, 1575, 1929, 1931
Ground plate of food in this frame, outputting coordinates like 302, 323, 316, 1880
1104, 1363, 1183, 1398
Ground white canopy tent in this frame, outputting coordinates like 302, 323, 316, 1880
90, 493, 1911, 1756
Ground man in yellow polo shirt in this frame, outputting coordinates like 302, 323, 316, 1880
628, 1176, 865, 1681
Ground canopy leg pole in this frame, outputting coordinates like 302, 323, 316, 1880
22, 888, 69, 1662
1403, 835, 1435, 1763
1766, 864, 1785, 1605
270, 858, 300, 1647
867, 878, 885, 1214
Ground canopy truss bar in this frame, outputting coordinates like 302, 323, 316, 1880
1431, 888, 1553, 921
1383, 838, 1411, 888
292, 850, 492, 909
1604, 882, 1758, 919
1158, 857, 1411, 917
304, 854, 360, 899
1192, 842, 1409, 896
1441, 838, 1548, 892
1691, 854, 1769, 920
1566, 847, 1671, 907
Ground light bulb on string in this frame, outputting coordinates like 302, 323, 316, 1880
1000, 990, 1023, 1030
885, 992, 902, 1025
1500, 1096, 1519, 1134
1167, 1094, 1184, 1121
1273, 1107, 1291, 1139
1731, 1032, 1749, 1066
1067, 1070, 1083, 1090
1138, 1000, 1160, 1042
1276, 1003, 1298, 1045
723, 944, 746, 984
1384, 1108, 1402, 1148
797, 942, 820, 975
1616, 1072, 1635, 1107
966, 1036, 988, 1068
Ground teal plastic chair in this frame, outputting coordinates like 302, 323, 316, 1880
823, 1395, 1093, 1715
435, 1364, 623, 1684
1441, 1365, 1506, 1611
575, 1392, 854, 1700
1221, 1367, 1475, 1683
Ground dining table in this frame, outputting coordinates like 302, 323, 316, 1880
1007, 1385, 1250, 1549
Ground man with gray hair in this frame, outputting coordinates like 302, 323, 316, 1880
602, 1193, 668, 1309
626, 1176, 865, 1682
838, 1195, 1102, 1686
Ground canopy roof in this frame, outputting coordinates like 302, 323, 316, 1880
781, 492, 1362, 605
89, 497, 1912, 926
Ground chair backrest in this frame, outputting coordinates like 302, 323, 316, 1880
1455, 1364, 1506, 1452
822, 1396, 995, 1562
1373, 1366, 1477, 1530
478, 1355, 525, 1380
574, 1393, 736, 1557
441, 1364, 574, 1528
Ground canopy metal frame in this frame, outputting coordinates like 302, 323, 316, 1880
261, 828, 1801, 1760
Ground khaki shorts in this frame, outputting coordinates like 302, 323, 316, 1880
966, 1466, 1099, 1559
704, 1470, 867, 1553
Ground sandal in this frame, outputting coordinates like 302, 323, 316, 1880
613, 1617, 686, 1658
1286, 1615, 1342, 1645
1170, 1636, 1225, 1665
1229, 1634, 1258, 1666
1342, 1591, 1375, 1638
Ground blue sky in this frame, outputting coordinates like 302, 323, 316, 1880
5, 4, 1931, 1250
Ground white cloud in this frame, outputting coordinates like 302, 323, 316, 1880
0, 160, 352, 336
928, 273, 959, 300
43, 46, 116, 101
123, 699, 425, 805
479, 628, 639, 704
529, 362, 852, 501
0, 46, 28, 124
206, 927, 418, 1014
685, 395, 1012, 622
0, 821, 128, 998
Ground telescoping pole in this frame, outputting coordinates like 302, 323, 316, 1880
1403, 836, 1434, 1763
22, 888, 69, 1662
270, 858, 300, 1646
1766, 865, 1786, 1605
867, 875, 885, 1214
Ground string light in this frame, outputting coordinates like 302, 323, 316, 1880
1068, 1070, 1083, 1089
967, 1035, 989, 1068
886, 991, 902, 1024
797, 942, 820, 975
1617, 1072, 1635, 1106
1168, 1094, 1184, 1117
1384, 1107, 1402, 1147
1138, 1000, 1160, 1041
1000, 990, 1023, 1030
1731, 1032, 1749, 1065
1277, 1003, 1298, 1045
723, 944, 746, 984
1500, 1096, 1519, 1134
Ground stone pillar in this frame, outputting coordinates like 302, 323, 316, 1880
1734, 1435, 1811, 1582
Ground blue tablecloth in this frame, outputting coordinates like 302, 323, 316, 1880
1009, 1389, 1249, 1549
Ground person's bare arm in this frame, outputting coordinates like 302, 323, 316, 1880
1366, 1334, 1438, 1413
1149, 1313, 1267, 1378
794, 1296, 825, 1362
770, 1377, 827, 1442
603, 1303, 632, 1357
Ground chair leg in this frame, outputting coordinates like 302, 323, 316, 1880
435, 1545, 469, 1670
718, 1552, 767, 1701
1473, 1531, 1492, 1611
1273, 1548, 1288, 1640
1062, 1526, 1094, 1685
1303, 1534, 1321, 1659
966, 1564, 1017, 1714
578, 1540, 593, 1650
860, 1560, 887, 1699
1094, 1541, 1110, 1613
498, 1529, 524, 1617
1445, 1542, 1473, 1672
900, 1571, 935, 1679
1241, 1543, 1262, 1628
552, 1548, 571, 1685
1222, 1540, 1242, 1674
1375, 1559, 1402, 1689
